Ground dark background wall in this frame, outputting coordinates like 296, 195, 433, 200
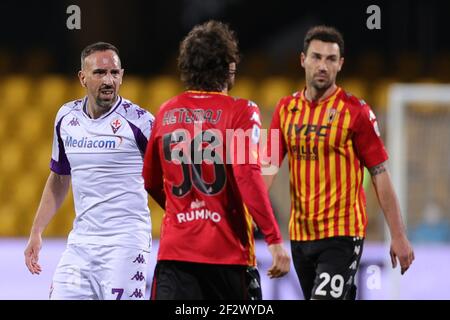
0, 0, 448, 77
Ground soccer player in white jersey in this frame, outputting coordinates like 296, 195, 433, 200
24, 42, 154, 300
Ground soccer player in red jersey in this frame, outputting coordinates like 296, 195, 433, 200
265, 26, 414, 300
143, 20, 290, 300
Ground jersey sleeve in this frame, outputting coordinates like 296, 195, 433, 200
231, 100, 283, 245
50, 107, 71, 175
127, 106, 155, 156
353, 104, 388, 169
267, 97, 288, 168
142, 117, 166, 209
139, 111, 155, 140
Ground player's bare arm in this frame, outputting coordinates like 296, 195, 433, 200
370, 161, 415, 275
24, 172, 71, 275
368, 161, 387, 176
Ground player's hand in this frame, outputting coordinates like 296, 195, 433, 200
390, 234, 414, 275
267, 243, 290, 278
24, 233, 43, 275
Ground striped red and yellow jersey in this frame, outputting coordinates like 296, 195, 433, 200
269, 87, 388, 241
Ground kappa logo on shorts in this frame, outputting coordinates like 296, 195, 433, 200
132, 254, 146, 264
131, 271, 145, 281
129, 288, 143, 298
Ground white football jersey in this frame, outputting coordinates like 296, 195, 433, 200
50, 96, 153, 250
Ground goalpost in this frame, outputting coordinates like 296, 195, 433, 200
386, 83, 450, 299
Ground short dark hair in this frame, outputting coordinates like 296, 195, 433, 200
178, 20, 240, 91
303, 25, 344, 57
80, 42, 121, 69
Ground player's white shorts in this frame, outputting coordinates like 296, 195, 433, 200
50, 243, 150, 300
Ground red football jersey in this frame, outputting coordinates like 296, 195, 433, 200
143, 91, 282, 266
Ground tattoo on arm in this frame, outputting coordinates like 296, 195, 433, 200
369, 162, 387, 176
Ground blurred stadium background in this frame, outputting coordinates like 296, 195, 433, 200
0, 0, 449, 299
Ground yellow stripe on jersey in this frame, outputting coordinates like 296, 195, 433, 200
317, 96, 338, 239
337, 109, 352, 236
283, 99, 300, 239
291, 108, 303, 240
298, 102, 310, 239
306, 105, 323, 239
243, 204, 256, 266
348, 134, 357, 236
326, 99, 345, 238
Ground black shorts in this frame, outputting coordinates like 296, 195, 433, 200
150, 260, 262, 300
291, 236, 364, 300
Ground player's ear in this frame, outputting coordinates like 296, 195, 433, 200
120, 68, 125, 85
78, 70, 86, 87
338, 57, 344, 72
300, 52, 306, 68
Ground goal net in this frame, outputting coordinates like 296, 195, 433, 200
386, 83, 450, 298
